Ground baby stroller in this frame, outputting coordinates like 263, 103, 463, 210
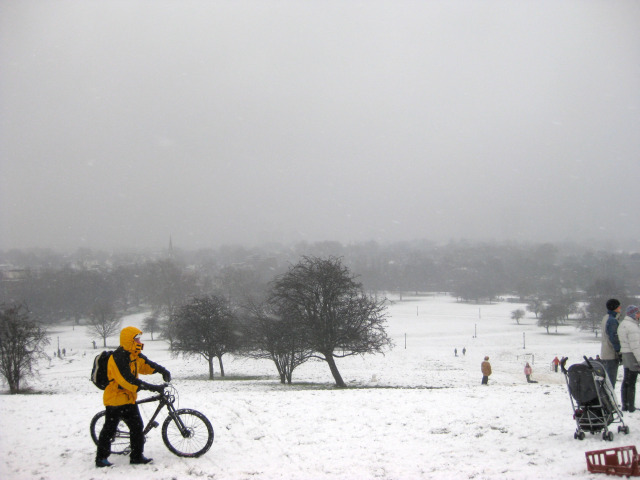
561, 356, 629, 441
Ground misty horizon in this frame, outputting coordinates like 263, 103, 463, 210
1, 1, 639, 253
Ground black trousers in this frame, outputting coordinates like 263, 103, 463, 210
621, 368, 638, 411
97, 404, 145, 460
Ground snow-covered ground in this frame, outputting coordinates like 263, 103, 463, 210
0, 294, 631, 479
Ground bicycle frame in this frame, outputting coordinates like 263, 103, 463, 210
137, 389, 192, 439
136, 392, 167, 436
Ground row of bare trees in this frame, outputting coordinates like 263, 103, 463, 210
4, 240, 640, 337
0, 259, 202, 326
169, 256, 393, 387
507, 277, 632, 335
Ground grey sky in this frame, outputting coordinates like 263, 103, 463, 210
1, 1, 639, 252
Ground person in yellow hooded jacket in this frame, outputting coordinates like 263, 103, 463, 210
95, 326, 171, 468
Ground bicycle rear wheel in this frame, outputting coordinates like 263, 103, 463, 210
90, 410, 131, 455
162, 408, 213, 457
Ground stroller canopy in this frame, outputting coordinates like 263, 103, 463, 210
567, 362, 606, 404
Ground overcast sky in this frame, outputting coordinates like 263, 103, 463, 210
1, 1, 639, 252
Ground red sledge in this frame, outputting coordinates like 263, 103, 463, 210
586, 446, 640, 477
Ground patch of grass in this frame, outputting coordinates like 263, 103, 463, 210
0, 387, 52, 395
270, 382, 450, 391
178, 374, 451, 390
218, 375, 274, 382
181, 374, 275, 382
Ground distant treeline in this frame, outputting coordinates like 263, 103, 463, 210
1, 239, 639, 327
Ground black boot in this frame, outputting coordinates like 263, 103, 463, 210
130, 455, 153, 465
621, 384, 628, 411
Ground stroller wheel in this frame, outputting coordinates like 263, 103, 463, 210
575, 431, 585, 440
602, 431, 614, 441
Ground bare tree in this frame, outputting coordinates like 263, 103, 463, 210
576, 305, 600, 337
86, 301, 121, 347
270, 256, 393, 388
142, 313, 160, 341
242, 301, 313, 384
171, 295, 238, 380
511, 309, 525, 325
526, 297, 545, 319
538, 303, 566, 334
0, 303, 50, 393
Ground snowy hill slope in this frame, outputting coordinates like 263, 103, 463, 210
0, 295, 626, 479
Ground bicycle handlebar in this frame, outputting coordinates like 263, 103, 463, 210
136, 383, 174, 405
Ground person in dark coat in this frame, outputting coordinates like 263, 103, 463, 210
601, 298, 622, 387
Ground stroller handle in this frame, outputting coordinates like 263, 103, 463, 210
583, 356, 594, 369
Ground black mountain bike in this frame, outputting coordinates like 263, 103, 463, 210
90, 384, 213, 458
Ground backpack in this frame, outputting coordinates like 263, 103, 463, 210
90, 350, 114, 390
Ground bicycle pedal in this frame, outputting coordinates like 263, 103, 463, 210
150, 421, 159, 429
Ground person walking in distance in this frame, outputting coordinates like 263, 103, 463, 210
95, 326, 171, 468
601, 299, 622, 388
552, 356, 560, 373
524, 362, 538, 383
618, 305, 640, 412
481, 356, 492, 385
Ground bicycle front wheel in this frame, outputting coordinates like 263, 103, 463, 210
89, 410, 131, 455
162, 408, 213, 457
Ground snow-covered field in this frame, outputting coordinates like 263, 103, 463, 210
0, 294, 630, 479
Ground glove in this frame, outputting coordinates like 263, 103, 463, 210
149, 383, 165, 393
161, 369, 171, 383
140, 381, 164, 393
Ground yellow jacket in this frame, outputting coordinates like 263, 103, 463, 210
103, 326, 163, 406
